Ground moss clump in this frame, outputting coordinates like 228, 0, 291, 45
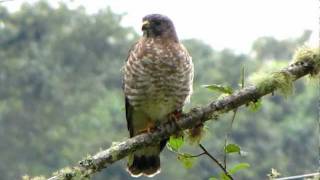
22, 167, 90, 180
79, 155, 94, 167
22, 175, 46, 180
250, 47, 319, 96
52, 166, 90, 180
186, 124, 205, 145
250, 71, 294, 96
293, 47, 320, 76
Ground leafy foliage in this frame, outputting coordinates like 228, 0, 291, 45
177, 153, 196, 169
248, 100, 262, 112
168, 136, 184, 152
224, 144, 241, 154
228, 163, 250, 175
251, 30, 311, 61
203, 84, 233, 94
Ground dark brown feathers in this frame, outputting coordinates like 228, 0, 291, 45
141, 14, 178, 42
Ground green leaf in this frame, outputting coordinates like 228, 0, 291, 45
225, 143, 241, 154
248, 100, 262, 112
177, 153, 195, 169
202, 84, 233, 94
168, 136, 184, 151
229, 163, 250, 174
219, 173, 231, 180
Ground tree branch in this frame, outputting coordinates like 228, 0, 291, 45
43, 48, 319, 180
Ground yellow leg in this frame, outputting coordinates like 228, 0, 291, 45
138, 121, 155, 134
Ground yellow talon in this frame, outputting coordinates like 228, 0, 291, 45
138, 121, 155, 134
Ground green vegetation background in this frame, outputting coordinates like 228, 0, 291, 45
0, 2, 317, 179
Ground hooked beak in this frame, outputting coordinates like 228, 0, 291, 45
142, 21, 150, 31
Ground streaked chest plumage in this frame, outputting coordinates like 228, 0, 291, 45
123, 38, 193, 120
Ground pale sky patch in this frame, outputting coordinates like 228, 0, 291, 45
3, 0, 319, 53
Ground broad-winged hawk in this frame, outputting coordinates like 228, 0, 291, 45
123, 14, 194, 177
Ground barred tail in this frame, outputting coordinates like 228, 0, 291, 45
127, 147, 161, 177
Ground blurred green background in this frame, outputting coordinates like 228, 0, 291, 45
0, 1, 318, 179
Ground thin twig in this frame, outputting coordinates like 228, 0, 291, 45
223, 66, 244, 168
188, 152, 206, 158
223, 109, 238, 168
199, 144, 234, 180
274, 172, 320, 180
167, 146, 206, 158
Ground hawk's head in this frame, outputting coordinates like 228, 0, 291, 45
142, 14, 178, 42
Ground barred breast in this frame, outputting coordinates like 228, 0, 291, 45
123, 38, 193, 121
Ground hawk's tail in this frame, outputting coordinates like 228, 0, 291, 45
127, 138, 168, 177
127, 146, 161, 177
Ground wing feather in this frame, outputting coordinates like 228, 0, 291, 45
125, 97, 134, 137
124, 41, 140, 137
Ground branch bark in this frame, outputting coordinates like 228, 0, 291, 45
46, 49, 319, 180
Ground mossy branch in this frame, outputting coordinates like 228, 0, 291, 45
39, 47, 319, 180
